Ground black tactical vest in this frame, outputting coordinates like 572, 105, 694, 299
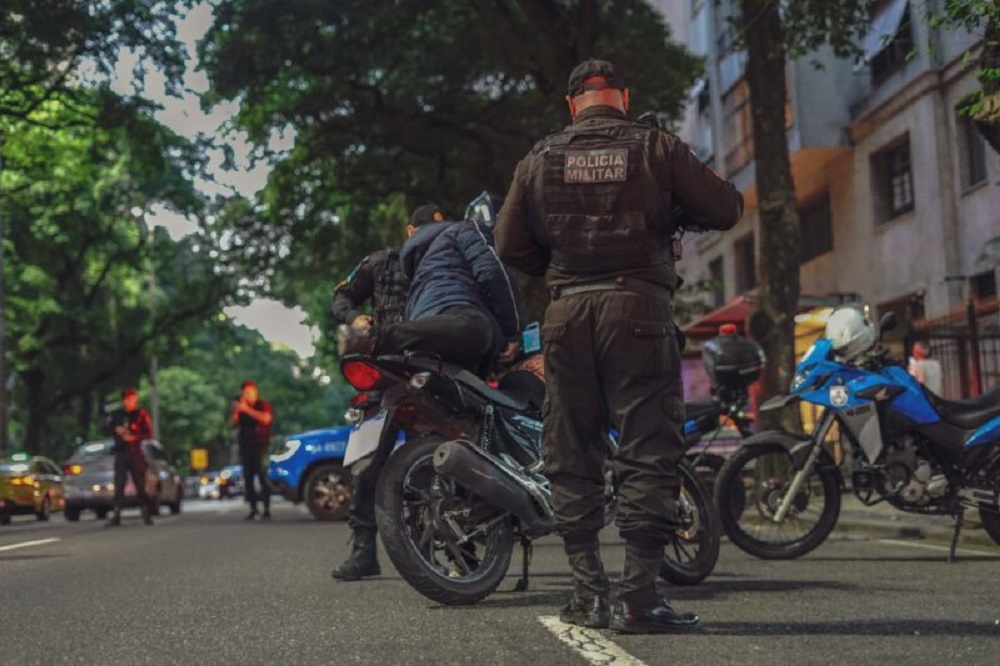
528, 122, 672, 276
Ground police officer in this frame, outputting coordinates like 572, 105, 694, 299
330, 206, 425, 581
105, 387, 154, 527
496, 60, 743, 633
230, 380, 274, 520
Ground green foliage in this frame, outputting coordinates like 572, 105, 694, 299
1, 92, 237, 455
138, 318, 353, 470
199, 0, 702, 355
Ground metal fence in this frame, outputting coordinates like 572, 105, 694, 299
920, 303, 1000, 400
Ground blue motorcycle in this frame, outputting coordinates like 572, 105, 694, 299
714, 308, 1000, 560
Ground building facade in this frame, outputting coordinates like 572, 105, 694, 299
655, 0, 1000, 399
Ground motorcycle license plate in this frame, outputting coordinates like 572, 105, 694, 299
344, 412, 387, 467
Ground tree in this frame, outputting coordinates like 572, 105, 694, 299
199, 0, 701, 342
2, 95, 236, 455
734, 0, 870, 430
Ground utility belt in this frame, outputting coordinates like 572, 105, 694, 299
549, 276, 673, 303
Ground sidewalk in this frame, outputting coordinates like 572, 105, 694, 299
834, 494, 997, 550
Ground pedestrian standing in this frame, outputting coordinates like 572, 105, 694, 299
496, 59, 743, 633
908, 341, 943, 395
105, 387, 154, 527
231, 381, 274, 520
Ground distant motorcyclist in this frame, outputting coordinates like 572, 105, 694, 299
105, 387, 154, 527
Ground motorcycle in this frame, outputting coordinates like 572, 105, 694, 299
714, 308, 1000, 560
340, 351, 720, 605
681, 326, 761, 492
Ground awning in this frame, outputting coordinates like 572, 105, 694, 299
856, 0, 909, 69
682, 292, 862, 341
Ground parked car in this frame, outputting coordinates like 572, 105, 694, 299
198, 472, 221, 500
270, 427, 354, 521
217, 464, 243, 499
0, 454, 66, 524
62, 439, 184, 521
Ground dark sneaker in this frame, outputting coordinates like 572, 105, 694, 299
559, 595, 610, 629
609, 598, 700, 634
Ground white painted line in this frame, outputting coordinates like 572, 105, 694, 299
538, 616, 647, 666
0, 538, 60, 553
878, 538, 994, 556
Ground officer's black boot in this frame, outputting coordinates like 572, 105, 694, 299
105, 508, 121, 528
559, 540, 610, 628
609, 544, 700, 634
331, 528, 381, 581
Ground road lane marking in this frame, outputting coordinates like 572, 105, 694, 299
538, 616, 647, 666
878, 538, 994, 556
0, 538, 60, 553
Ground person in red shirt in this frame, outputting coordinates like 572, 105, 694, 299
230, 381, 274, 520
105, 387, 154, 527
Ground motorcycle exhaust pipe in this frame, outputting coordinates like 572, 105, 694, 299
433, 440, 552, 533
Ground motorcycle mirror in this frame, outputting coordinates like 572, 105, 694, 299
879, 311, 897, 336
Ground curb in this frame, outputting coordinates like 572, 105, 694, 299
834, 513, 997, 550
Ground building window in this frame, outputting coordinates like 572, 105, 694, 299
972, 270, 997, 301
735, 234, 756, 293
959, 113, 988, 190
872, 136, 915, 223
870, 0, 914, 85
799, 193, 834, 263
723, 80, 753, 174
708, 257, 725, 308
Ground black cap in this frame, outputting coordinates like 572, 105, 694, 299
410, 204, 445, 227
567, 59, 625, 98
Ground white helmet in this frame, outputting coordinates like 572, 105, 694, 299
824, 306, 876, 360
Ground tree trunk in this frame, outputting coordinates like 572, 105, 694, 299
741, 0, 802, 432
23, 369, 45, 454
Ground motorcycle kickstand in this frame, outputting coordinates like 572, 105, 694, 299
948, 506, 965, 563
514, 537, 533, 592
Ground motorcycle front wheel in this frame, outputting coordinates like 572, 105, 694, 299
715, 438, 841, 559
375, 435, 514, 606
659, 460, 721, 585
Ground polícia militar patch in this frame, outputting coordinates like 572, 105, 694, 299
563, 149, 628, 183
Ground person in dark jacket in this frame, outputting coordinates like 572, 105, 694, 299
497, 59, 743, 634
330, 205, 437, 582
230, 380, 274, 520
105, 387, 154, 527
374, 210, 527, 375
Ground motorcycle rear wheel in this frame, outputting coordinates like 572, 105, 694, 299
375, 435, 514, 606
659, 460, 721, 585
715, 439, 841, 559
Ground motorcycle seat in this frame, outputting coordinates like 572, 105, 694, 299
685, 399, 723, 422
407, 357, 528, 411
925, 386, 1000, 430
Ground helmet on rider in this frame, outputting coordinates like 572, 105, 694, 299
825, 306, 876, 360
464, 191, 504, 229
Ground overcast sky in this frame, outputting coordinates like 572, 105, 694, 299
110, 3, 317, 358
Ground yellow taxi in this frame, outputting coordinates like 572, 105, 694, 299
0, 454, 66, 524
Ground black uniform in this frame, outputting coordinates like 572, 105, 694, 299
332, 249, 409, 331
237, 400, 273, 515
497, 103, 743, 611
106, 408, 153, 523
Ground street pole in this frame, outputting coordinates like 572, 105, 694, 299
147, 222, 161, 442
0, 135, 8, 457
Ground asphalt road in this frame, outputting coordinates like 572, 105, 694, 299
2, 499, 999, 666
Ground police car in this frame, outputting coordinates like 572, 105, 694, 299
269, 427, 354, 521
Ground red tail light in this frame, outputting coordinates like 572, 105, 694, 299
343, 361, 381, 391
63, 464, 84, 476
350, 392, 370, 407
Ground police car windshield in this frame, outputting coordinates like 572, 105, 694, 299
76, 441, 114, 459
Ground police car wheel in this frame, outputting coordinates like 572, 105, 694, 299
304, 463, 352, 521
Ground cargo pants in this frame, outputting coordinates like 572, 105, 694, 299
542, 290, 685, 549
